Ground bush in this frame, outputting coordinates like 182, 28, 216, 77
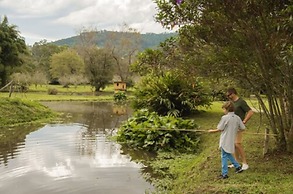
113, 91, 127, 102
132, 71, 211, 117
48, 88, 58, 95
115, 109, 200, 153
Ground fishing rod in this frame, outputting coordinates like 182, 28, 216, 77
114, 127, 278, 136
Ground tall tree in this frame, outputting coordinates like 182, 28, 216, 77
155, 0, 293, 152
0, 16, 27, 87
83, 47, 115, 92
31, 40, 65, 82
104, 23, 142, 82
76, 28, 115, 92
50, 48, 85, 86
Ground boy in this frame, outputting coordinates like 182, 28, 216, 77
208, 101, 245, 179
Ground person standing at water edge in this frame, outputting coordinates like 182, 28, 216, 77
208, 101, 245, 179
226, 87, 254, 170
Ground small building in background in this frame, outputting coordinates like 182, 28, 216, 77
113, 81, 126, 93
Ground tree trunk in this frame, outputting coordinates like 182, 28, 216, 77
287, 124, 293, 153
263, 127, 270, 156
0, 71, 7, 88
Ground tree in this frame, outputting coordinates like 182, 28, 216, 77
155, 0, 293, 152
31, 40, 65, 82
131, 36, 197, 79
50, 48, 85, 86
0, 16, 27, 87
76, 28, 115, 92
104, 23, 142, 83
83, 47, 115, 91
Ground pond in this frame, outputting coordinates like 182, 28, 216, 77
0, 101, 153, 194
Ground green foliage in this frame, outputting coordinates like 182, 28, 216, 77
82, 47, 115, 92
0, 16, 27, 87
50, 48, 84, 81
113, 91, 127, 102
131, 48, 164, 76
154, 0, 293, 152
131, 36, 193, 78
132, 71, 211, 116
31, 40, 66, 81
115, 109, 200, 153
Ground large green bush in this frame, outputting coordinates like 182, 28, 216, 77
115, 109, 200, 153
132, 71, 211, 116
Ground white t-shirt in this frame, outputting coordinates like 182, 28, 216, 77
217, 112, 245, 153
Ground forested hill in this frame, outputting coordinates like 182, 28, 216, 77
52, 30, 177, 50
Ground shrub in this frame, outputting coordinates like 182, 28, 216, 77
132, 71, 211, 116
48, 88, 58, 95
113, 91, 127, 102
115, 109, 200, 153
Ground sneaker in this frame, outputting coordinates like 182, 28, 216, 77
235, 166, 243, 173
228, 164, 234, 168
242, 163, 249, 170
219, 174, 229, 179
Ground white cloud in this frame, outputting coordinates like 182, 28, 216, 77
0, 0, 172, 45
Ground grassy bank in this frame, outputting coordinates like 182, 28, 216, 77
149, 102, 293, 194
0, 84, 134, 101
0, 97, 57, 127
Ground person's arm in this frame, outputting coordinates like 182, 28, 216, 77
243, 109, 254, 124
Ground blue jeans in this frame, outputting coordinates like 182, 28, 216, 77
221, 148, 240, 176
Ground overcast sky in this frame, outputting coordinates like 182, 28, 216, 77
0, 0, 174, 45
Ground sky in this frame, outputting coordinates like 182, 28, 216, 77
0, 0, 174, 45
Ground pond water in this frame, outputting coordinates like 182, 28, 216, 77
0, 101, 153, 194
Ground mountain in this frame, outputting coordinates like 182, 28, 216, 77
52, 30, 177, 50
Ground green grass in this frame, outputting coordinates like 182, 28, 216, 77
0, 92, 113, 101
27, 84, 135, 93
0, 97, 58, 127
149, 102, 293, 194
0, 84, 134, 101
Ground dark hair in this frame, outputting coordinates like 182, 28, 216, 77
227, 87, 237, 95
222, 101, 234, 112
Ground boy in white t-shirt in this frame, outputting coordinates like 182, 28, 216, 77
209, 101, 245, 179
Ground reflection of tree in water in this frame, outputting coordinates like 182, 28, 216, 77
58, 102, 131, 134
73, 102, 131, 156
0, 125, 39, 166
71, 102, 133, 163
85, 102, 131, 133
42, 101, 132, 133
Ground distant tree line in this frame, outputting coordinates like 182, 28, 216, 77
53, 30, 176, 51
0, 17, 176, 92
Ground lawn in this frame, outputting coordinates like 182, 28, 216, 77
0, 84, 134, 101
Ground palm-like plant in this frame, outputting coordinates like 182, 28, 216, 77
132, 71, 210, 116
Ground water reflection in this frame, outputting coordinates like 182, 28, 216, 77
42, 101, 131, 130
0, 125, 39, 166
0, 102, 153, 194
